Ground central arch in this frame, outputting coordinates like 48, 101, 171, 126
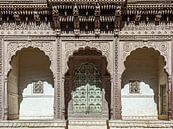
64, 47, 111, 119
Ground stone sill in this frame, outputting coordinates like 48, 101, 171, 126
0, 120, 66, 128
109, 120, 173, 128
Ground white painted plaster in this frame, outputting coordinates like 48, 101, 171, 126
121, 82, 158, 120
19, 81, 54, 119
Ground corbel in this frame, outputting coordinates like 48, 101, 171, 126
0, 14, 2, 25
52, 6, 61, 35
14, 11, 21, 25
155, 11, 162, 25
94, 3, 100, 37
73, 4, 80, 36
34, 11, 40, 25
114, 6, 122, 36
135, 12, 141, 25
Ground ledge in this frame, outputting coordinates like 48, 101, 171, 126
0, 120, 66, 128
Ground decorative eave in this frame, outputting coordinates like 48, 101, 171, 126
48, 0, 125, 4
127, 4, 173, 15
127, 0, 172, 4
0, 0, 48, 15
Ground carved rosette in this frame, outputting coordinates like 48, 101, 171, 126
6, 41, 54, 76
63, 41, 112, 75
121, 41, 170, 74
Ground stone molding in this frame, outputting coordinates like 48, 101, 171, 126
109, 120, 173, 128
68, 120, 107, 125
0, 120, 66, 128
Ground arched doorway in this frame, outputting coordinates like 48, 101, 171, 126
121, 47, 168, 120
64, 47, 111, 119
7, 47, 54, 120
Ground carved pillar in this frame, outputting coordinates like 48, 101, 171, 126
112, 37, 121, 119
169, 41, 173, 120
0, 38, 3, 119
168, 75, 173, 120
3, 78, 7, 120
55, 38, 62, 119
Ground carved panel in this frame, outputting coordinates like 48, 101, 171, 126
129, 80, 140, 94
6, 41, 54, 75
63, 40, 112, 75
121, 41, 170, 74
33, 80, 44, 94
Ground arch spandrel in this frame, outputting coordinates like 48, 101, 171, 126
120, 41, 171, 75
63, 41, 113, 76
6, 41, 55, 77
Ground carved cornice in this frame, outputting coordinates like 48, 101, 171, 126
0, 1, 172, 34
48, 0, 125, 4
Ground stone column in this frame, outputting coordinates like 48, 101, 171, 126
168, 75, 173, 120
169, 41, 173, 120
111, 37, 121, 120
0, 37, 3, 120
55, 37, 63, 119
3, 77, 7, 120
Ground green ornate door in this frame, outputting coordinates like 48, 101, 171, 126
72, 63, 102, 114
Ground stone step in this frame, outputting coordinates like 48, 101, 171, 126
109, 120, 173, 129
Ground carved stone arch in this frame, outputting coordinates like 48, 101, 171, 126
6, 41, 54, 77
120, 46, 170, 120
6, 46, 55, 120
64, 46, 111, 120
121, 41, 170, 76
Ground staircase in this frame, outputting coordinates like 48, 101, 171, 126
109, 120, 173, 129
